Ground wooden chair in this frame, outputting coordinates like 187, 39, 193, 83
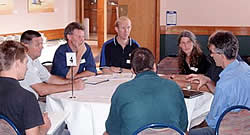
157, 57, 180, 75
0, 114, 21, 135
215, 105, 250, 135
133, 123, 185, 135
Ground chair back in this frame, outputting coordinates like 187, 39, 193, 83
133, 123, 185, 135
42, 61, 53, 72
157, 57, 180, 75
0, 114, 21, 135
215, 105, 250, 135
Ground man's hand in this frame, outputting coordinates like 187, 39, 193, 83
103, 131, 109, 135
66, 44, 86, 79
186, 74, 216, 93
110, 66, 122, 73
74, 78, 85, 90
73, 79, 85, 90
186, 74, 210, 90
39, 112, 51, 135
77, 43, 86, 57
120, 68, 132, 73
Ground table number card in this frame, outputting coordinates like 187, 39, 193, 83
66, 52, 77, 66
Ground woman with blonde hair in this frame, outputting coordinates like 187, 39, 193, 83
177, 30, 210, 74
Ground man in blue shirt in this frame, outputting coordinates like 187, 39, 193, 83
100, 16, 139, 74
188, 31, 250, 135
51, 22, 97, 79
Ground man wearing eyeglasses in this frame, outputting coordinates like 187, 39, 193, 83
188, 31, 250, 135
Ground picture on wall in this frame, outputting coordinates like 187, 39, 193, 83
28, 0, 54, 13
0, 0, 13, 15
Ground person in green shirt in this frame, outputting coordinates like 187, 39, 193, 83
104, 47, 188, 135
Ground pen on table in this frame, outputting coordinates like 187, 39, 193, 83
85, 79, 109, 85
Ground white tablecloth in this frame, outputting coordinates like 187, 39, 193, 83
46, 74, 213, 135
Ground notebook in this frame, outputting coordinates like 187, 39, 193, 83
182, 90, 203, 98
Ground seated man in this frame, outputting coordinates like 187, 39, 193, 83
104, 48, 188, 135
188, 31, 250, 135
0, 40, 50, 135
51, 22, 97, 78
19, 30, 84, 100
100, 16, 139, 74
187, 34, 244, 92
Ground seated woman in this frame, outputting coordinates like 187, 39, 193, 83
177, 30, 210, 74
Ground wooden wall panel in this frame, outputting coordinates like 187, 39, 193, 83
160, 26, 250, 36
119, 0, 159, 61
97, 0, 107, 47
0, 29, 64, 40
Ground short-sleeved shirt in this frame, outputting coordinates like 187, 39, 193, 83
206, 60, 250, 129
0, 77, 44, 135
51, 43, 97, 78
105, 71, 188, 135
19, 56, 51, 99
100, 36, 139, 69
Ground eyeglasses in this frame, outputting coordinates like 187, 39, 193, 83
214, 48, 224, 54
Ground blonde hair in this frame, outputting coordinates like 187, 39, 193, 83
114, 16, 131, 28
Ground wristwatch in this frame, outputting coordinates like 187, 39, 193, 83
119, 67, 123, 73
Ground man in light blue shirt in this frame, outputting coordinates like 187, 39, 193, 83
189, 31, 250, 135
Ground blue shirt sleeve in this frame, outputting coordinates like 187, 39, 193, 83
100, 41, 110, 67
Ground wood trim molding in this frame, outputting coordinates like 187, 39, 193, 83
155, 0, 160, 63
160, 25, 250, 36
97, 0, 107, 48
76, 0, 84, 23
0, 29, 64, 40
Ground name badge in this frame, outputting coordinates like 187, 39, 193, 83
190, 67, 198, 72
126, 59, 130, 64
80, 59, 86, 64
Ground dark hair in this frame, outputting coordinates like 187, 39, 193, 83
131, 47, 155, 74
208, 31, 239, 60
20, 30, 41, 45
0, 40, 27, 71
177, 30, 203, 73
64, 22, 84, 41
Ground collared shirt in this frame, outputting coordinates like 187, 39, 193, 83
19, 55, 50, 99
100, 36, 139, 69
105, 71, 188, 135
206, 59, 250, 129
205, 55, 243, 83
51, 43, 97, 78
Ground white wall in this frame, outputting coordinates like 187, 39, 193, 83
160, 0, 250, 26
0, 0, 75, 34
